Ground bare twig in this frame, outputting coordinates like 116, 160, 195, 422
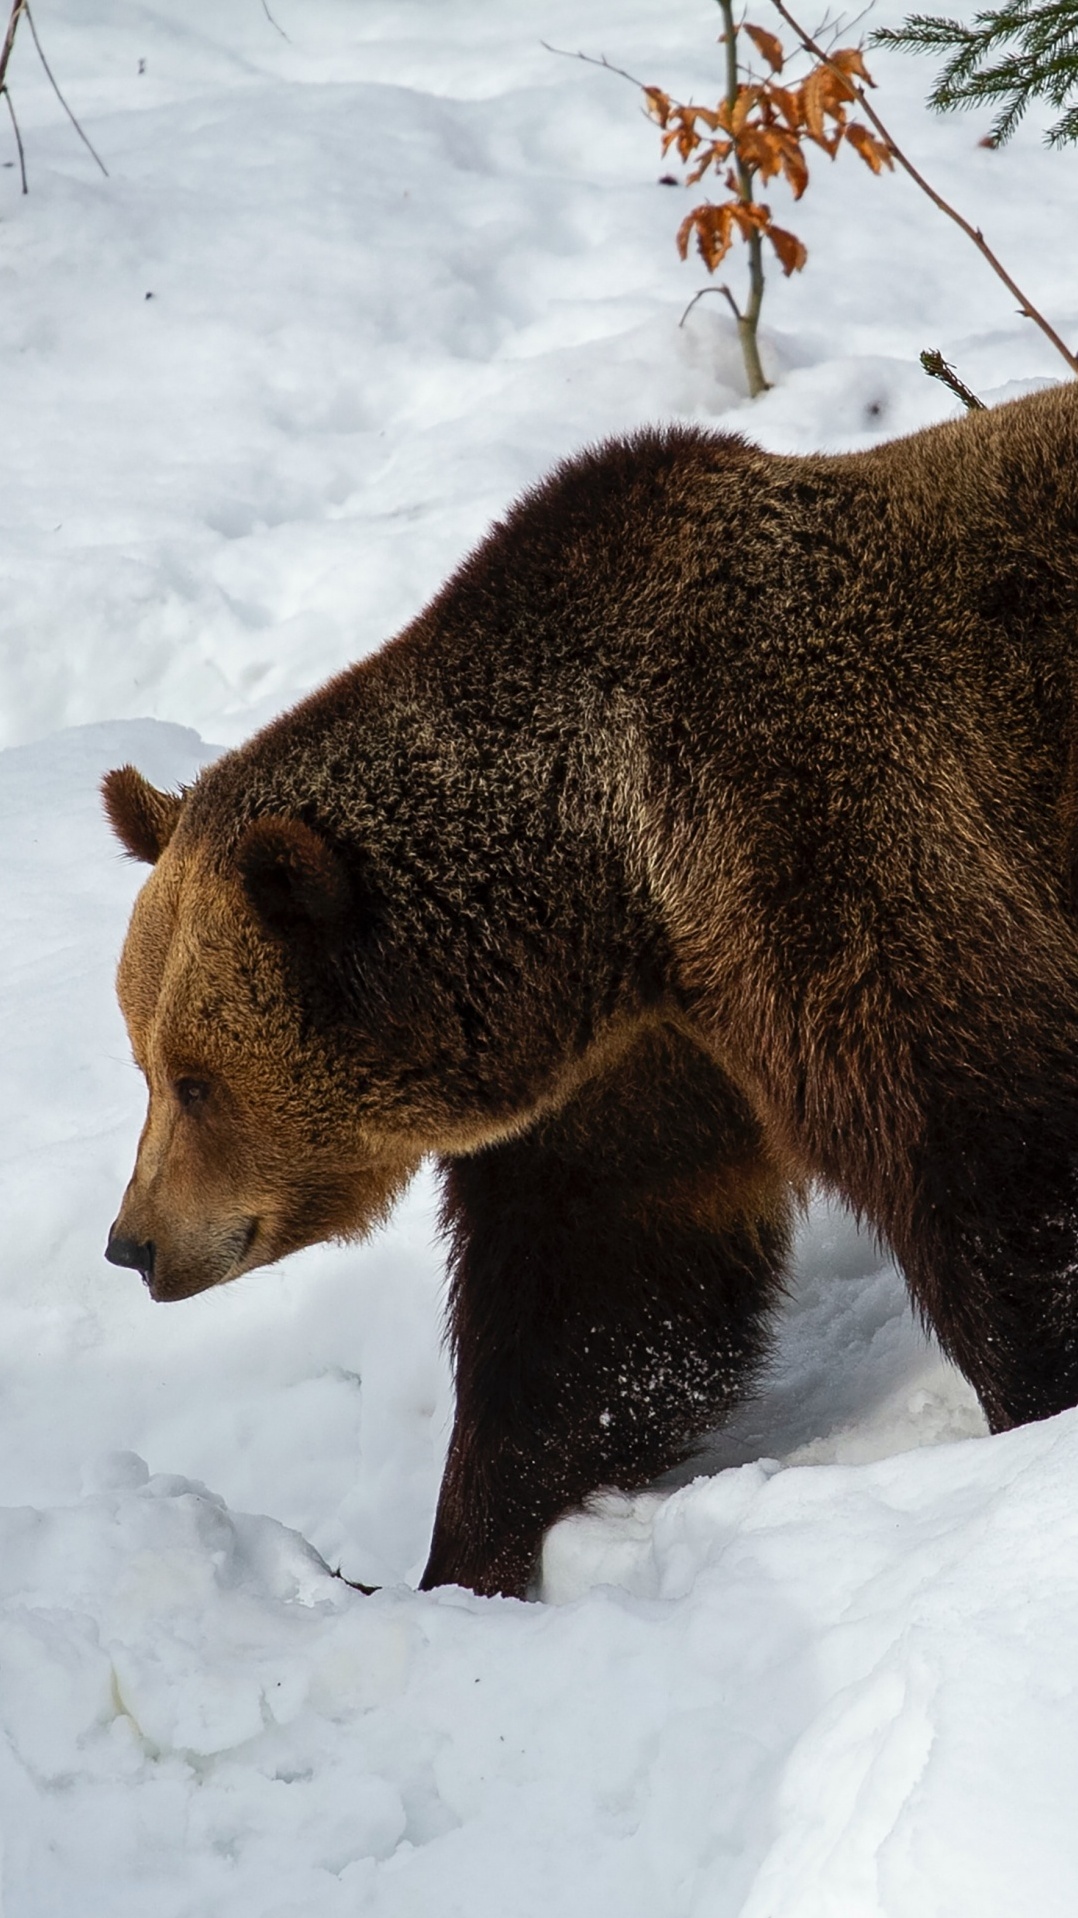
3, 83, 26, 191
679, 283, 744, 326
23, 0, 108, 177
769, 0, 1078, 376
811, 4, 878, 51
0, 0, 23, 95
920, 348, 986, 410
1, 0, 26, 188
261, 0, 290, 42
540, 40, 649, 93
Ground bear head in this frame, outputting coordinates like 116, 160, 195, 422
101, 765, 424, 1302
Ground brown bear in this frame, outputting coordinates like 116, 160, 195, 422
103, 381, 1078, 1599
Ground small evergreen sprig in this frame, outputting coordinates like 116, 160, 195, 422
874, 0, 1078, 147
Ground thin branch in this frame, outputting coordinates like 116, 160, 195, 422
920, 347, 987, 409
769, 0, 1078, 375
823, 4, 879, 42
3, 83, 26, 191
1, 0, 26, 191
261, 0, 290, 43
540, 40, 649, 92
23, 0, 108, 177
679, 282, 745, 326
0, 0, 23, 96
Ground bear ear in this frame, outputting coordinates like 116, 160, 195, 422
102, 766, 184, 865
237, 817, 351, 939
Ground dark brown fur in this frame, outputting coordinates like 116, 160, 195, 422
105, 382, 1078, 1595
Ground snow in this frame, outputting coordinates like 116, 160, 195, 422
1, 0, 1075, 1909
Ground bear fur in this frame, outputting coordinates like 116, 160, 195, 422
104, 381, 1078, 1598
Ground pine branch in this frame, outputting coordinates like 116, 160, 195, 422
875, 0, 1078, 146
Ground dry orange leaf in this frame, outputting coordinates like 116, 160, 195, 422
736, 124, 784, 181
678, 203, 736, 271
765, 83, 804, 133
767, 224, 808, 274
778, 135, 809, 199
686, 140, 731, 185
643, 86, 672, 126
729, 85, 762, 136
845, 121, 894, 172
828, 47, 875, 86
730, 198, 771, 234
801, 67, 828, 142
744, 23, 785, 74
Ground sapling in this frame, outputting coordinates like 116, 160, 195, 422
644, 0, 892, 395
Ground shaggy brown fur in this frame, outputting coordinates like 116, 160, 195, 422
105, 382, 1078, 1596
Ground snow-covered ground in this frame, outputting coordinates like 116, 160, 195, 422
2, 1, 1076, 1910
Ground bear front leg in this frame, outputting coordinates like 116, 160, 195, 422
419, 1028, 792, 1598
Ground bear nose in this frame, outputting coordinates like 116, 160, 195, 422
104, 1233, 155, 1282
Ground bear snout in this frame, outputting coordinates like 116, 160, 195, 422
104, 1232, 155, 1284
104, 1212, 259, 1302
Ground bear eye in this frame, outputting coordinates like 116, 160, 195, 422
175, 1076, 211, 1111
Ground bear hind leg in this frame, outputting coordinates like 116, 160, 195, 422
767, 897, 1078, 1438
898, 1063, 1078, 1434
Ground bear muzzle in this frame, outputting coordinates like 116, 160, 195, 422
104, 1232, 155, 1284
104, 1214, 258, 1301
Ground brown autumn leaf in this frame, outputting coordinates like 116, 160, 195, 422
681, 200, 775, 271
828, 47, 875, 87
763, 82, 804, 133
663, 110, 704, 162
729, 85, 762, 136
801, 67, 828, 142
821, 67, 857, 115
845, 121, 894, 172
678, 203, 736, 271
686, 139, 731, 185
804, 64, 857, 142
730, 198, 772, 235
777, 133, 809, 198
663, 102, 729, 163
675, 208, 698, 263
744, 23, 785, 74
827, 67, 858, 109
734, 124, 807, 199
735, 124, 787, 183
643, 86, 672, 127
767, 223, 808, 274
